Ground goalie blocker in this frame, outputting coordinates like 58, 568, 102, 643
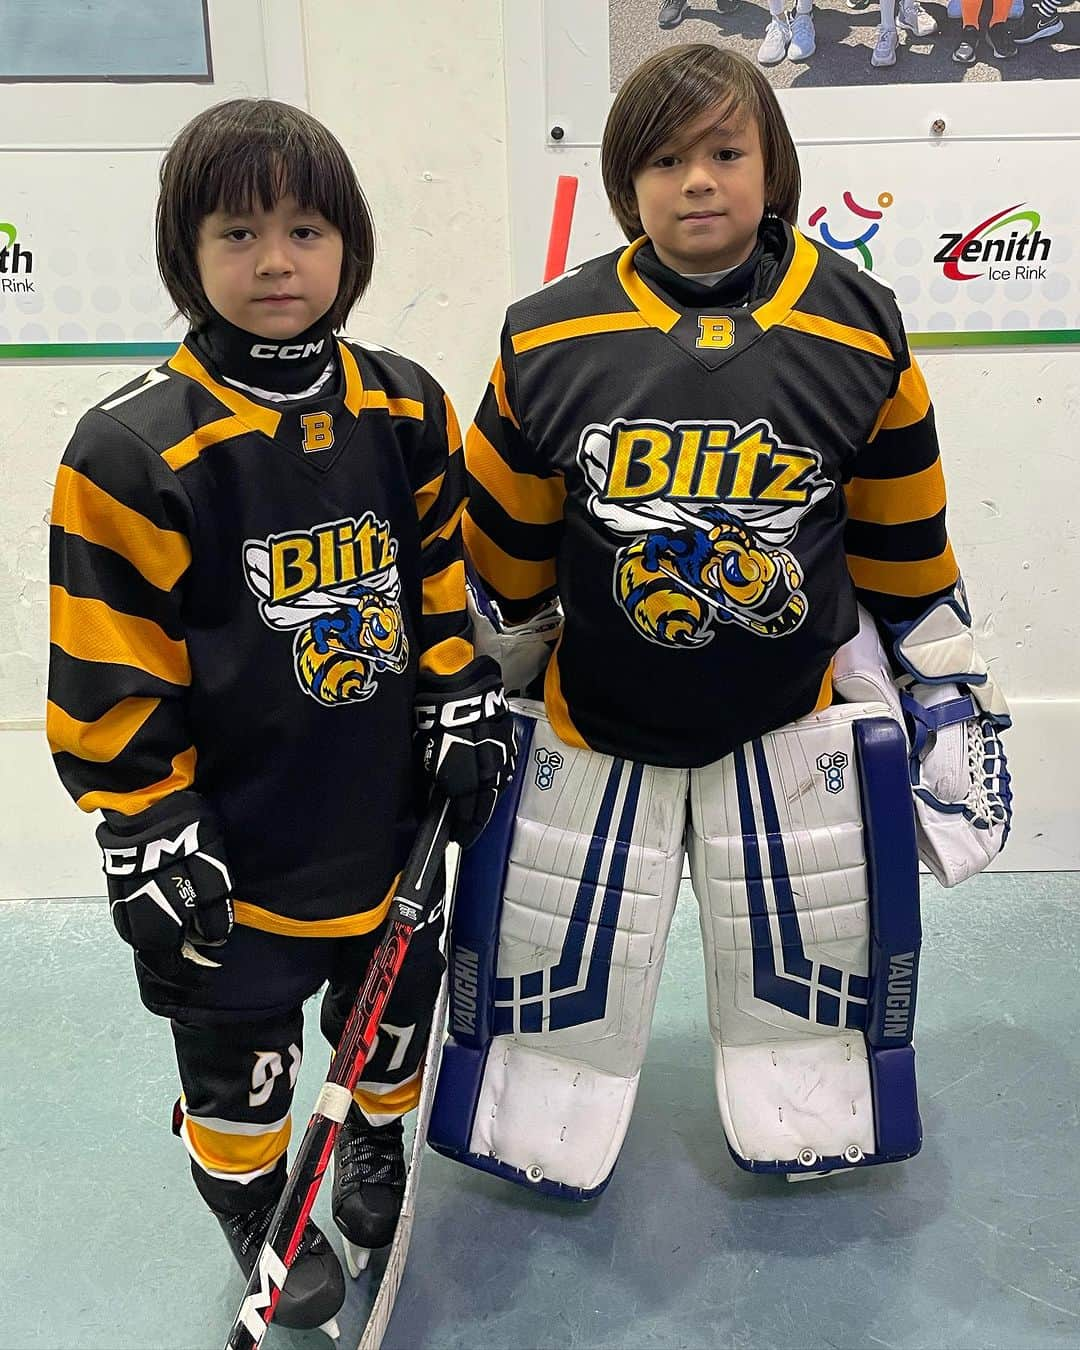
428, 698, 922, 1198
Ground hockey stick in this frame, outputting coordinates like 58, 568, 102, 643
354, 930, 453, 1349
223, 795, 453, 1350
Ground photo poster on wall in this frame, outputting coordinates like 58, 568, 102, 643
533, 0, 1079, 348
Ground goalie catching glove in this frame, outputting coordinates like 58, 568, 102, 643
415, 655, 517, 847
96, 804, 234, 952
466, 572, 562, 698
833, 589, 1012, 887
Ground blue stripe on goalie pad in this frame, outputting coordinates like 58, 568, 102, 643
445, 714, 535, 1050
857, 716, 923, 1164
491, 761, 644, 1036
428, 715, 533, 1172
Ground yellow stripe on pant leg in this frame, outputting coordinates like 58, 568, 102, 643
181, 1110, 292, 1184
352, 1071, 423, 1125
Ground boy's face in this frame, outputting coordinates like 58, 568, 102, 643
632, 107, 766, 276
196, 194, 344, 338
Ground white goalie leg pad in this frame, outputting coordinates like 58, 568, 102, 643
689, 702, 923, 1177
429, 700, 686, 1199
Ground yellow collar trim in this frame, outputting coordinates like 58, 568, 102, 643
616, 237, 682, 333
751, 227, 819, 332
168, 343, 282, 438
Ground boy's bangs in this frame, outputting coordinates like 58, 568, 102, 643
195, 143, 338, 224
637, 76, 755, 171
667, 93, 747, 159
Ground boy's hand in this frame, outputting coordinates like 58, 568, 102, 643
96, 813, 234, 952
415, 655, 517, 847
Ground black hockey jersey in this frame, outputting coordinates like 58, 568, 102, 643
48, 336, 471, 929
465, 222, 958, 767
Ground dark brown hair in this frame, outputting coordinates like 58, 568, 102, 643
601, 44, 800, 241
156, 98, 375, 329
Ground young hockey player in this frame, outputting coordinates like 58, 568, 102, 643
47, 99, 515, 1330
429, 44, 1011, 1200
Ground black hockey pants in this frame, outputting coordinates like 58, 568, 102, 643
134, 913, 444, 1214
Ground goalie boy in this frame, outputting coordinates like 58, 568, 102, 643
428, 44, 1012, 1196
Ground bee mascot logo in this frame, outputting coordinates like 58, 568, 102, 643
243, 512, 409, 705
578, 418, 832, 648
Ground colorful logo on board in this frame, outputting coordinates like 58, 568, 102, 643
808, 191, 894, 270
934, 203, 1052, 282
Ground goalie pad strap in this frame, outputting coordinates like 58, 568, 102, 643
901, 691, 977, 757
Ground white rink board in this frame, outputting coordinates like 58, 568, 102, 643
0, 694, 1073, 899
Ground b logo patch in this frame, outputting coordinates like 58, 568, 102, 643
301, 412, 334, 453
697, 316, 735, 350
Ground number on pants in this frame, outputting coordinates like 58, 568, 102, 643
248, 1042, 302, 1107
371, 1022, 415, 1075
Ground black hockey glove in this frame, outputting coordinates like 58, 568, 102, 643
415, 655, 517, 848
96, 810, 234, 953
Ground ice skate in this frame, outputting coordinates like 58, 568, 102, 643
215, 1199, 345, 1336
333, 1105, 407, 1278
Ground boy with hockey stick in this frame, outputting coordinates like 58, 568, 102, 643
430, 44, 1011, 1198
47, 98, 514, 1332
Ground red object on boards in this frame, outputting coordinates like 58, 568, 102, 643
543, 175, 579, 283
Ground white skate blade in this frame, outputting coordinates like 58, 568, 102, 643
319, 1314, 341, 1340
344, 1238, 372, 1277
786, 1166, 853, 1183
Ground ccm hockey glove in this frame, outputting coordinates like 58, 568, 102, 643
415, 655, 517, 847
96, 808, 234, 952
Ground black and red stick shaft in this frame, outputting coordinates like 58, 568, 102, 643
224, 796, 452, 1350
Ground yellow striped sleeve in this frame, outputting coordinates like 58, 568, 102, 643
51, 465, 191, 590
846, 544, 959, 598
50, 587, 191, 685
419, 635, 474, 677
46, 695, 160, 761
421, 497, 467, 552
845, 460, 947, 526
414, 469, 445, 523
75, 746, 197, 815
422, 560, 466, 616
463, 517, 558, 602
491, 356, 520, 429
467, 424, 566, 526
878, 358, 931, 433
